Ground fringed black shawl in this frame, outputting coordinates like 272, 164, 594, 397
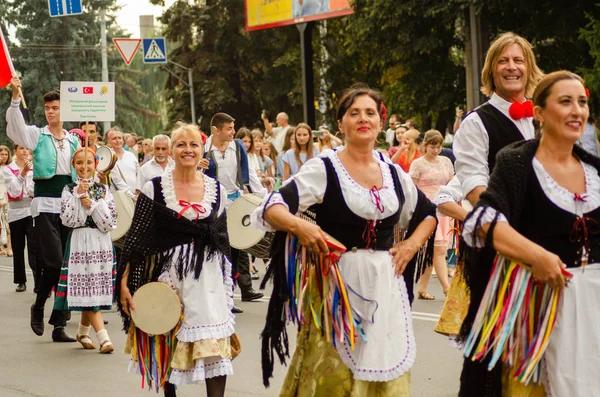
259, 165, 437, 387
115, 187, 230, 332
458, 138, 600, 396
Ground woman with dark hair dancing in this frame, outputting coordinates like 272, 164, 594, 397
252, 85, 437, 396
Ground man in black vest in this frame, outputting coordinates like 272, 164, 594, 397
454, 32, 543, 206
453, 32, 543, 396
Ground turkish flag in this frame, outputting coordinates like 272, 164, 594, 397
0, 27, 13, 89
83, 86, 94, 94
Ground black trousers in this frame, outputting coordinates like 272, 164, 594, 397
33, 213, 71, 327
11, 216, 37, 286
230, 247, 252, 294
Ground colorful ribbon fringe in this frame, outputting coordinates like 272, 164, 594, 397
463, 256, 566, 385
284, 234, 365, 350
131, 320, 182, 392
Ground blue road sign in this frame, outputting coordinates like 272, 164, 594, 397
143, 38, 167, 64
48, 0, 83, 17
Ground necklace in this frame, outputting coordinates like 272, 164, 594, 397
51, 134, 66, 151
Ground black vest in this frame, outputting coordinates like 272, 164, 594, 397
519, 171, 600, 267
474, 102, 527, 172
307, 157, 403, 251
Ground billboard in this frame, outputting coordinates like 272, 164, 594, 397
245, 0, 353, 32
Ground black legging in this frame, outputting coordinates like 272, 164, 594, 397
164, 376, 226, 397
10, 216, 37, 286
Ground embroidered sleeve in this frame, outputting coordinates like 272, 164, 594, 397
251, 157, 327, 231
394, 164, 424, 229
60, 187, 87, 228
433, 175, 463, 205
91, 187, 117, 233
4, 167, 24, 199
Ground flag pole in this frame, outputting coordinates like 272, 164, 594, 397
0, 26, 26, 109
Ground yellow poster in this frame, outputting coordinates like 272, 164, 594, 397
246, 0, 293, 28
246, 0, 353, 31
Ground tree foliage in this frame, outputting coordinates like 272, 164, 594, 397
0, 0, 167, 141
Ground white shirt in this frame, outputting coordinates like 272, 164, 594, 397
136, 157, 174, 191
385, 128, 396, 147
4, 160, 34, 223
204, 137, 266, 198
453, 93, 535, 197
6, 98, 78, 217
271, 126, 290, 153
113, 150, 139, 193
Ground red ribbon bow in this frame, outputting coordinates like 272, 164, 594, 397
177, 200, 206, 220
508, 100, 534, 120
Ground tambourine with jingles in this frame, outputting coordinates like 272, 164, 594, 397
96, 145, 118, 173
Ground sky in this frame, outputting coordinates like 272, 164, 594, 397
116, 0, 176, 36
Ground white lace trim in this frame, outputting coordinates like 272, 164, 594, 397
161, 170, 217, 220
169, 359, 234, 384
433, 193, 455, 206
329, 149, 394, 197
462, 207, 508, 248
533, 158, 600, 217
176, 254, 236, 342
250, 192, 289, 232
336, 276, 416, 382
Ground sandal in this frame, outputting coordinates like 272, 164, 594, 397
417, 291, 435, 300
76, 334, 96, 350
7, 250, 13, 257
99, 340, 114, 354
0, 250, 6, 256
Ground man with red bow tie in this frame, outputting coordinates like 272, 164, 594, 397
454, 32, 544, 206
453, 32, 544, 396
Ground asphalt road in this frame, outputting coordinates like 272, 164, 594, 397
0, 258, 462, 397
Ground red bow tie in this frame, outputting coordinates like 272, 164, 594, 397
177, 200, 206, 220
508, 100, 533, 120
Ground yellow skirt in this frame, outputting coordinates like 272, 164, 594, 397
502, 368, 546, 397
280, 289, 410, 397
434, 267, 470, 336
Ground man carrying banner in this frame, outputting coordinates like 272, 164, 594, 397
6, 76, 79, 343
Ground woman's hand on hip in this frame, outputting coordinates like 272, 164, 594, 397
389, 239, 420, 277
292, 219, 329, 255
530, 250, 568, 290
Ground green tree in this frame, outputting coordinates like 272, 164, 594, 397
1, 0, 167, 139
153, 0, 303, 131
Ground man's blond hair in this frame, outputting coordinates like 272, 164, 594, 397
480, 32, 543, 98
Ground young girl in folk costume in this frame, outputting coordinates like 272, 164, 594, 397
54, 147, 117, 354
0, 145, 13, 256
5, 144, 35, 292
397, 129, 421, 172
282, 123, 320, 180
409, 130, 454, 299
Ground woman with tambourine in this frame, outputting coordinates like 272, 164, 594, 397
459, 71, 599, 396
252, 85, 437, 395
117, 123, 235, 397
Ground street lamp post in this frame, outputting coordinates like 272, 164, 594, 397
164, 60, 196, 124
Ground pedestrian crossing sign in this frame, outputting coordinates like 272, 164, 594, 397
142, 38, 167, 64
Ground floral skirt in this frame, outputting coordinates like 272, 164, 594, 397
434, 267, 470, 336
280, 284, 411, 397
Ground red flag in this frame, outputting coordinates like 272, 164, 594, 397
0, 27, 14, 89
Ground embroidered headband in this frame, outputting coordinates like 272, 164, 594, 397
71, 147, 99, 167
